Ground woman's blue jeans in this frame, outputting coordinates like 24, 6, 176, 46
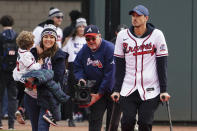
24, 94, 50, 131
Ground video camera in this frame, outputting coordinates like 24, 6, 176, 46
73, 80, 95, 105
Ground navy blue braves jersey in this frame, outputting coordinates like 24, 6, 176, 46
74, 39, 115, 94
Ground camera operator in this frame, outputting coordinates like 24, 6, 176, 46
74, 25, 115, 131
62, 18, 87, 127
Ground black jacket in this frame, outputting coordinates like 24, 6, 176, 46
30, 48, 67, 120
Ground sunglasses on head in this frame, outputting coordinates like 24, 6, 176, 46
56, 16, 63, 19
86, 37, 96, 42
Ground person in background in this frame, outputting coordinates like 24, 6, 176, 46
62, 10, 81, 46
110, 24, 128, 44
33, 7, 64, 48
62, 17, 87, 127
61, 10, 81, 123
2, 89, 8, 119
108, 24, 128, 131
0, 15, 18, 130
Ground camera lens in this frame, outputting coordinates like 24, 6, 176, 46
80, 91, 88, 99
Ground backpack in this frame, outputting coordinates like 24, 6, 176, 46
0, 33, 18, 72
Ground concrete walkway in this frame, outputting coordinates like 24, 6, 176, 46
1, 120, 197, 131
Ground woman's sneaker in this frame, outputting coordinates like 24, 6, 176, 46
15, 107, 25, 124
43, 110, 57, 126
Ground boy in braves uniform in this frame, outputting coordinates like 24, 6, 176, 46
13, 31, 43, 125
74, 25, 115, 131
111, 5, 171, 131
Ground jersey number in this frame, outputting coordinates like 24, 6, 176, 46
16, 61, 20, 71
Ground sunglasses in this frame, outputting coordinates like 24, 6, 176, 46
86, 37, 96, 42
56, 16, 63, 19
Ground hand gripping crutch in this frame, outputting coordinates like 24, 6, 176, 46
162, 96, 173, 131
108, 95, 121, 131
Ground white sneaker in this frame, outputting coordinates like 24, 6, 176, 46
8, 128, 15, 130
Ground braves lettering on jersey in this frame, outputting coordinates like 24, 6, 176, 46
74, 39, 115, 94
87, 58, 103, 68
114, 28, 168, 100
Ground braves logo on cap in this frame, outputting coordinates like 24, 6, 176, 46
87, 27, 92, 32
84, 25, 100, 36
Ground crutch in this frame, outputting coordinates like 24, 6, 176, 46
162, 96, 173, 131
108, 95, 121, 131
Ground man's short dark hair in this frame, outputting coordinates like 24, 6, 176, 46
0, 15, 14, 27
69, 10, 81, 22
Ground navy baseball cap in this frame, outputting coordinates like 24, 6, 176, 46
84, 25, 100, 37
129, 5, 149, 16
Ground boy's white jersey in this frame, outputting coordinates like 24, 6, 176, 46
13, 48, 41, 82
114, 29, 168, 100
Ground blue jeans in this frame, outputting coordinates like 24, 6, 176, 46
24, 94, 50, 131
